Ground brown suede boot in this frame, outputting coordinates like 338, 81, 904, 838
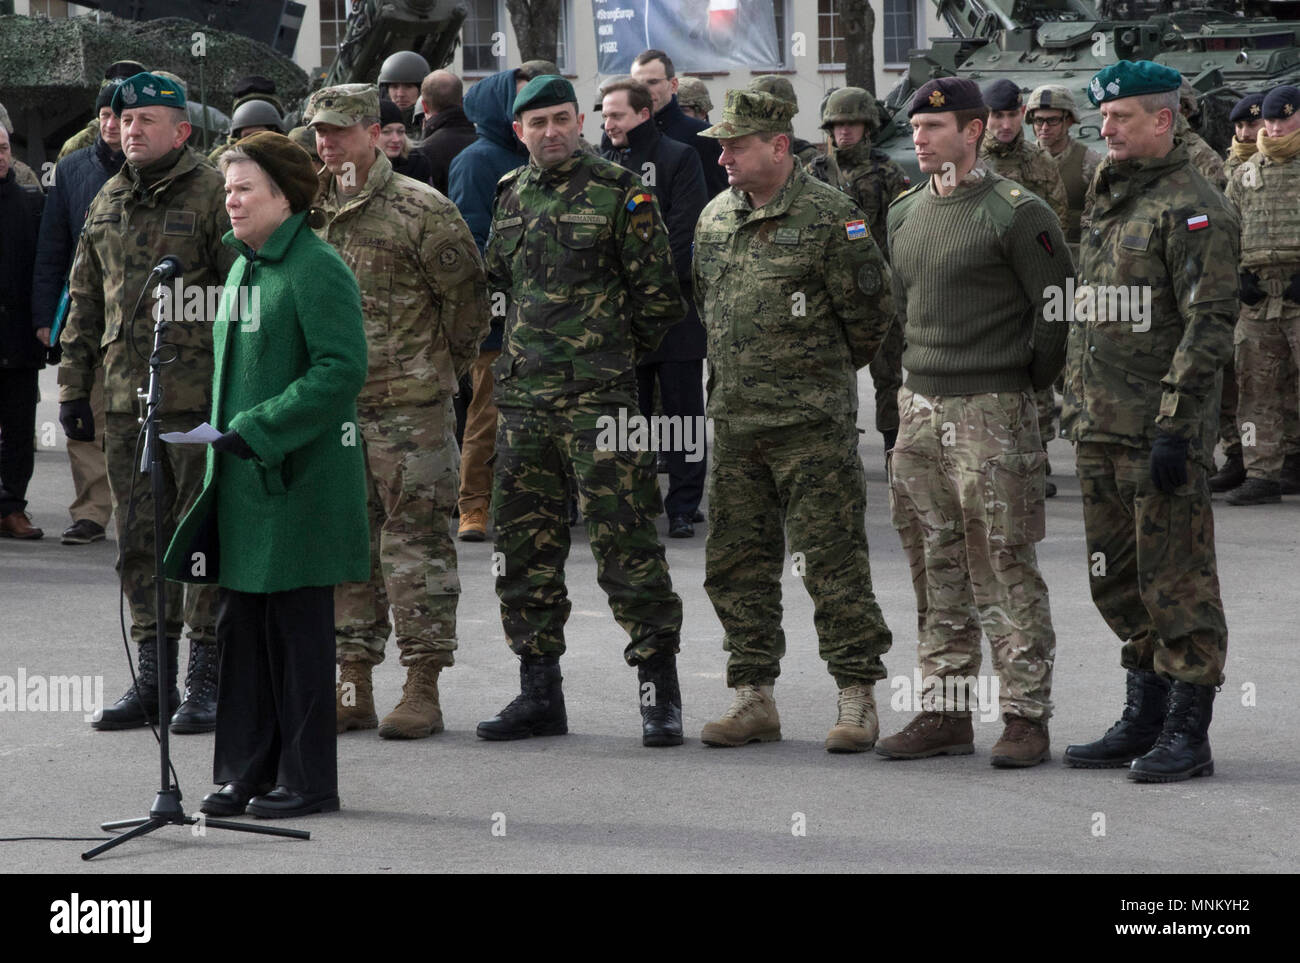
700, 684, 780, 747
336, 660, 378, 734
990, 715, 1050, 768
378, 663, 444, 739
825, 684, 878, 753
875, 711, 974, 759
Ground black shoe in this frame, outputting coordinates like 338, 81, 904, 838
92, 638, 179, 731
668, 514, 694, 538
200, 780, 271, 817
61, 519, 106, 545
246, 786, 340, 819
691, 509, 705, 524
1064, 669, 1170, 768
882, 429, 897, 453
171, 641, 218, 734
1281, 453, 1300, 495
477, 656, 568, 740
1225, 477, 1281, 505
1045, 480, 1058, 498
1209, 452, 1246, 493
1128, 681, 1215, 783
637, 651, 683, 747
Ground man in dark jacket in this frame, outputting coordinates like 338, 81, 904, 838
415, 70, 477, 197
447, 67, 533, 541
599, 77, 709, 537
631, 49, 726, 196
0, 125, 47, 539
31, 82, 124, 545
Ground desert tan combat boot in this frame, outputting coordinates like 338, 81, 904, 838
378, 662, 444, 739
875, 711, 974, 759
336, 660, 378, 734
990, 715, 1050, 768
700, 684, 780, 746
825, 683, 878, 753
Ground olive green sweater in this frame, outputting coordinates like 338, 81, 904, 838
887, 171, 1073, 396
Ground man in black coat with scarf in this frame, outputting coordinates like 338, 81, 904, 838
631, 49, 727, 197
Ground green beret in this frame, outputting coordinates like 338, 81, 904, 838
513, 75, 578, 117
1088, 61, 1181, 107
307, 84, 380, 128
698, 89, 795, 139
111, 72, 187, 115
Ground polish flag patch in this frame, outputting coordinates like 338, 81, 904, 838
1187, 214, 1209, 231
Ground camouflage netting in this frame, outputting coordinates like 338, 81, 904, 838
0, 13, 310, 118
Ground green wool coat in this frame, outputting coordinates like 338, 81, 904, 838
163, 211, 370, 593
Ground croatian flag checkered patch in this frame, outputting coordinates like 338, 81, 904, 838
845, 219, 867, 240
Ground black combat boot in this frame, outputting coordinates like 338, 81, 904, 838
637, 651, 683, 747
1225, 477, 1281, 505
92, 638, 180, 731
1064, 669, 1170, 768
170, 641, 218, 734
476, 655, 568, 740
1209, 451, 1245, 493
1128, 681, 1215, 782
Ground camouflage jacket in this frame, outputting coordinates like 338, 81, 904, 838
1065, 143, 1239, 463
1176, 115, 1227, 190
980, 131, 1070, 227
58, 119, 99, 162
59, 145, 234, 415
805, 139, 910, 260
1224, 137, 1257, 174
1225, 147, 1300, 273
316, 151, 488, 409
485, 151, 683, 410
693, 163, 893, 428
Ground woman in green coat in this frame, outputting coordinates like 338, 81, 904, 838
164, 132, 369, 820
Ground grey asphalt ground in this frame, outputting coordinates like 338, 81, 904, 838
2, 367, 1297, 874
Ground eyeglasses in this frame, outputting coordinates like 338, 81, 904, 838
1032, 116, 1065, 128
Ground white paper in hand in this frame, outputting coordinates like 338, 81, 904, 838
159, 422, 223, 444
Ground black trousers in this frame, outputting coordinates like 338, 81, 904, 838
0, 367, 38, 517
214, 586, 337, 796
637, 359, 706, 517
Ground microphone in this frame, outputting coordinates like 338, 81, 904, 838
151, 256, 183, 280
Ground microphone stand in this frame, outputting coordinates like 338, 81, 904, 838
83, 265, 309, 859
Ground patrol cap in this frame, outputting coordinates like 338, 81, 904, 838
1229, 93, 1264, 123
111, 72, 187, 115
909, 77, 983, 116
307, 84, 381, 128
747, 74, 798, 109
1026, 84, 1082, 123
1087, 61, 1181, 107
513, 75, 578, 118
983, 78, 1023, 111
698, 89, 795, 138
1262, 85, 1300, 120
677, 77, 712, 113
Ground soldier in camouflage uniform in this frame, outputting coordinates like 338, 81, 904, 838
806, 86, 909, 453
1026, 85, 1104, 250
308, 84, 488, 740
1177, 79, 1228, 190
676, 77, 712, 121
746, 76, 822, 168
689, 89, 894, 753
981, 79, 1070, 494
1063, 61, 1237, 782
476, 76, 687, 748
1222, 84, 1300, 505
881, 77, 1071, 768
59, 72, 235, 735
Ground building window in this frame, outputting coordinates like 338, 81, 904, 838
462, 0, 504, 74
883, 0, 919, 66
818, 0, 845, 70
756, 0, 790, 69
29, 0, 71, 16
319, 0, 351, 69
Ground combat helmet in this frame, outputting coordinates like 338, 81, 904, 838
378, 51, 431, 86
1026, 84, 1082, 124
230, 98, 285, 138
820, 86, 881, 133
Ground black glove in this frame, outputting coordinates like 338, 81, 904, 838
1286, 273, 1300, 304
212, 431, 255, 460
59, 398, 95, 442
1150, 432, 1189, 494
1240, 271, 1265, 306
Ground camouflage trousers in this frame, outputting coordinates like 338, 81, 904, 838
105, 412, 215, 646
869, 318, 903, 436
704, 416, 892, 689
493, 404, 681, 664
1076, 442, 1227, 686
888, 388, 1055, 722
1235, 306, 1300, 478
1034, 385, 1058, 447
335, 403, 460, 668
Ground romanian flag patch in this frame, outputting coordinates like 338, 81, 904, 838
1187, 214, 1209, 231
845, 219, 868, 240
627, 192, 654, 211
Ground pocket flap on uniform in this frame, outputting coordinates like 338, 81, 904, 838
1119, 219, 1155, 252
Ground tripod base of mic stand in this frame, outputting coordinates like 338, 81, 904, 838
83, 787, 311, 860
